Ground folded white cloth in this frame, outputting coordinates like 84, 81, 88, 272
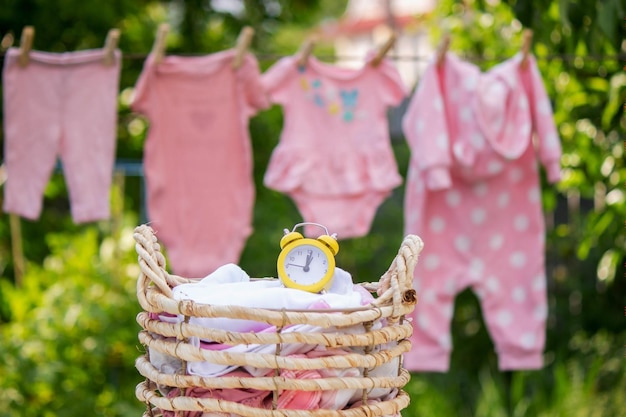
164, 264, 371, 334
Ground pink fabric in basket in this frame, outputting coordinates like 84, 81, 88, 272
161, 347, 362, 415
163, 370, 272, 417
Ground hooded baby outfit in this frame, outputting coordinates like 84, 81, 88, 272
132, 50, 268, 277
261, 55, 406, 238
402, 53, 561, 371
3, 47, 121, 223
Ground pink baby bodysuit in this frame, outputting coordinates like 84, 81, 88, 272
402, 53, 561, 371
3, 47, 121, 223
132, 50, 268, 278
262, 55, 406, 239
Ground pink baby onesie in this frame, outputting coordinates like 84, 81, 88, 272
402, 53, 562, 371
132, 50, 268, 277
262, 55, 406, 239
3, 47, 121, 223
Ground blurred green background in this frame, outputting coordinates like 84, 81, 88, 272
0, 0, 624, 416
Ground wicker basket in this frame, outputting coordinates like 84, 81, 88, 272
133, 224, 423, 417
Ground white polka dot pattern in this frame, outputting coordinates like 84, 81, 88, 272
439, 334, 451, 349
532, 275, 546, 291
423, 254, 440, 271
416, 119, 425, 133
474, 287, 485, 299
444, 279, 456, 295
514, 215, 529, 231
446, 190, 461, 207
418, 314, 429, 330
512, 287, 526, 303
460, 107, 472, 122
429, 216, 446, 233
538, 99, 551, 115
510, 252, 526, 268
473, 183, 488, 196
518, 96, 529, 110
533, 304, 547, 321
471, 208, 487, 225
545, 132, 560, 149
496, 310, 513, 326
488, 160, 504, 174
520, 333, 536, 349
528, 186, 540, 202
486, 276, 500, 293
509, 167, 524, 183
436, 133, 448, 150
497, 193, 510, 208
464, 75, 477, 90
471, 132, 486, 149
469, 258, 484, 279
422, 289, 436, 304
455, 235, 471, 253
434, 97, 443, 111
489, 234, 504, 250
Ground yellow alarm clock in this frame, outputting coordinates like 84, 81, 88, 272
277, 223, 339, 293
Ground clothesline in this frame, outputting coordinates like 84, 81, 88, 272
0, 51, 621, 64
105, 52, 626, 63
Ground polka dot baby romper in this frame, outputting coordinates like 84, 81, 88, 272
402, 53, 562, 371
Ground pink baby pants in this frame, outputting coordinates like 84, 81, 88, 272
402, 53, 561, 371
2, 47, 121, 223
132, 50, 268, 277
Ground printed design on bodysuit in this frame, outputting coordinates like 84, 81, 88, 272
297, 66, 367, 122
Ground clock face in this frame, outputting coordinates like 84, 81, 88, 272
282, 244, 330, 286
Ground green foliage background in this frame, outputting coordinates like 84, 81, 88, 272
0, 0, 624, 416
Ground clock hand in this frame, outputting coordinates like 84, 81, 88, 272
286, 263, 305, 268
303, 253, 313, 272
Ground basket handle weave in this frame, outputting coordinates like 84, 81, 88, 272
374, 234, 423, 317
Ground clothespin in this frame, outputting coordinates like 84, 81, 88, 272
18, 26, 34, 68
103, 28, 120, 66
297, 36, 317, 68
232, 26, 254, 70
370, 32, 396, 67
152, 23, 169, 64
1, 32, 15, 51
520, 29, 533, 68
436, 33, 450, 67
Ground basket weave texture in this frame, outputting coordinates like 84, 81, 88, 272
133, 224, 423, 417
